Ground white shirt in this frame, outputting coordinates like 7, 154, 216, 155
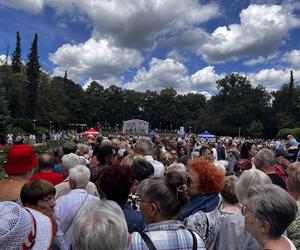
145, 155, 165, 177
55, 189, 100, 250
55, 178, 99, 199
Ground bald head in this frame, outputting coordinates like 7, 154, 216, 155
38, 154, 54, 170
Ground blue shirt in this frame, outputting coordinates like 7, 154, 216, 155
121, 204, 145, 233
129, 220, 206, 250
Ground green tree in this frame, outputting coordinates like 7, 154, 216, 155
11, 31, 22, 73
247, 120, 263, 138
26, 33, 41, 119
0, 79, 10, 143
209, 73, 270, 136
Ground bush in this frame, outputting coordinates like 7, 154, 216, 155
9, 127, 25, 136
36, 127, 48, 136
277, 128, 300, 140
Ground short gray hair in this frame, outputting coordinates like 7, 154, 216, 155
236, 169, 271, 204
72, 200, 128, 250
135, 138, 153, 155
69, 165, 91, 189
62, 153, 82, 170
246, 184, 297, 238
254, 148, 276, 168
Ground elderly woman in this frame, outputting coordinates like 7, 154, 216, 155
244, 184, 297, 250
0, 144, 38, 204
287, 162, 300, 248
180, 159, 224, 249
214, 169, 272, 250
129, 171, 205, 249
21, 179, 56, 217
72, 200, 129, 250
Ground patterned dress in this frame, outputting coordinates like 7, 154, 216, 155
287, 201, 300, 250
183, 206, 219, 250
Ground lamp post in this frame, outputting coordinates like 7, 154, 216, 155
189, 126, 192, 133
33, 119, 36, 133
49, 121, 53, 134
238, 127, 241, 138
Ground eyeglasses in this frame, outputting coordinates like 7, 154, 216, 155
136, 197, 151, 206
241, 205, 255, 216
136, 197, 160, 212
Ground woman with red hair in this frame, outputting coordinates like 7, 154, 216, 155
179, 159, 224, 249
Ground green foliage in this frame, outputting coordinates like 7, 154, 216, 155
9, 118, 33, 133
0, 80, 10, 143
9, 127, 24, 136
277, 128, 300, 140
36, 127, 48, 136
209, 73, 270, 136
11, 31, 22, 73
26, 33, 41, 119
247, 120, 263, 138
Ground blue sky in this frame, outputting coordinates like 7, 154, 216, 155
0, 0, 300, 98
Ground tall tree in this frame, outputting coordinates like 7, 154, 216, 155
11, 31, 22, 73
0, 79, 10, 143
26, 33, 41, 119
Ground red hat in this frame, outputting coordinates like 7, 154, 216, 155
5, 145, 38, 174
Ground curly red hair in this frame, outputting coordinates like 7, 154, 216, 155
187, 159, 224, 194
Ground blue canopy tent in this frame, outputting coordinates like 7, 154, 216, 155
148, 130, 157, 138
198, 131, 215, 138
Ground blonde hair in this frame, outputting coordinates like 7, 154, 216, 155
288, 162, 300, 194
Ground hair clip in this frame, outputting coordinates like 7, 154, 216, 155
176, 184, 188, 199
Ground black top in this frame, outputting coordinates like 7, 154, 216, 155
267, 173, 287, 190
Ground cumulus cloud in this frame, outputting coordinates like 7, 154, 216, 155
126, 58, 218, 93
247, 68, 300, 89
0, 55, 11, 65
199, 4, 300, 63
49, 38, 143, 80
281, 49, 300, 69
0, 0, 43, 14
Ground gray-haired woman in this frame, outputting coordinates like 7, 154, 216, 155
129, 171, 206, 250
244, 184, 297, 250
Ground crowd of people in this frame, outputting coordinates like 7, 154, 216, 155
0, 132, 299, 250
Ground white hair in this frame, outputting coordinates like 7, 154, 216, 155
135, 138, 153, 155
235, 169, 272, 204
214, 160, 228, 175
62, 153, 82, 170
69, 165, 91, 189
166, 163, 186, 174
72, 200, 128, 250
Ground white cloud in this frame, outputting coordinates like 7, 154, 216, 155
0, 0, 43, 14
190, 66, 218, 92
49, 38, 143, 80
281, 49, 300, 69
82, 77, 123, 90
199, 4, 300, 63
243, 56, 267, 66
247, 68, 300, 89
0, 55, 11, 65
126, 58, 218, 93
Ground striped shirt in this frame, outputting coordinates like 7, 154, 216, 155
129, 220, 206, 250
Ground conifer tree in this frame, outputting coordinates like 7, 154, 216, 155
26, 33, 40, 119
11, 31, 22, 73
0, 79, 10, 144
